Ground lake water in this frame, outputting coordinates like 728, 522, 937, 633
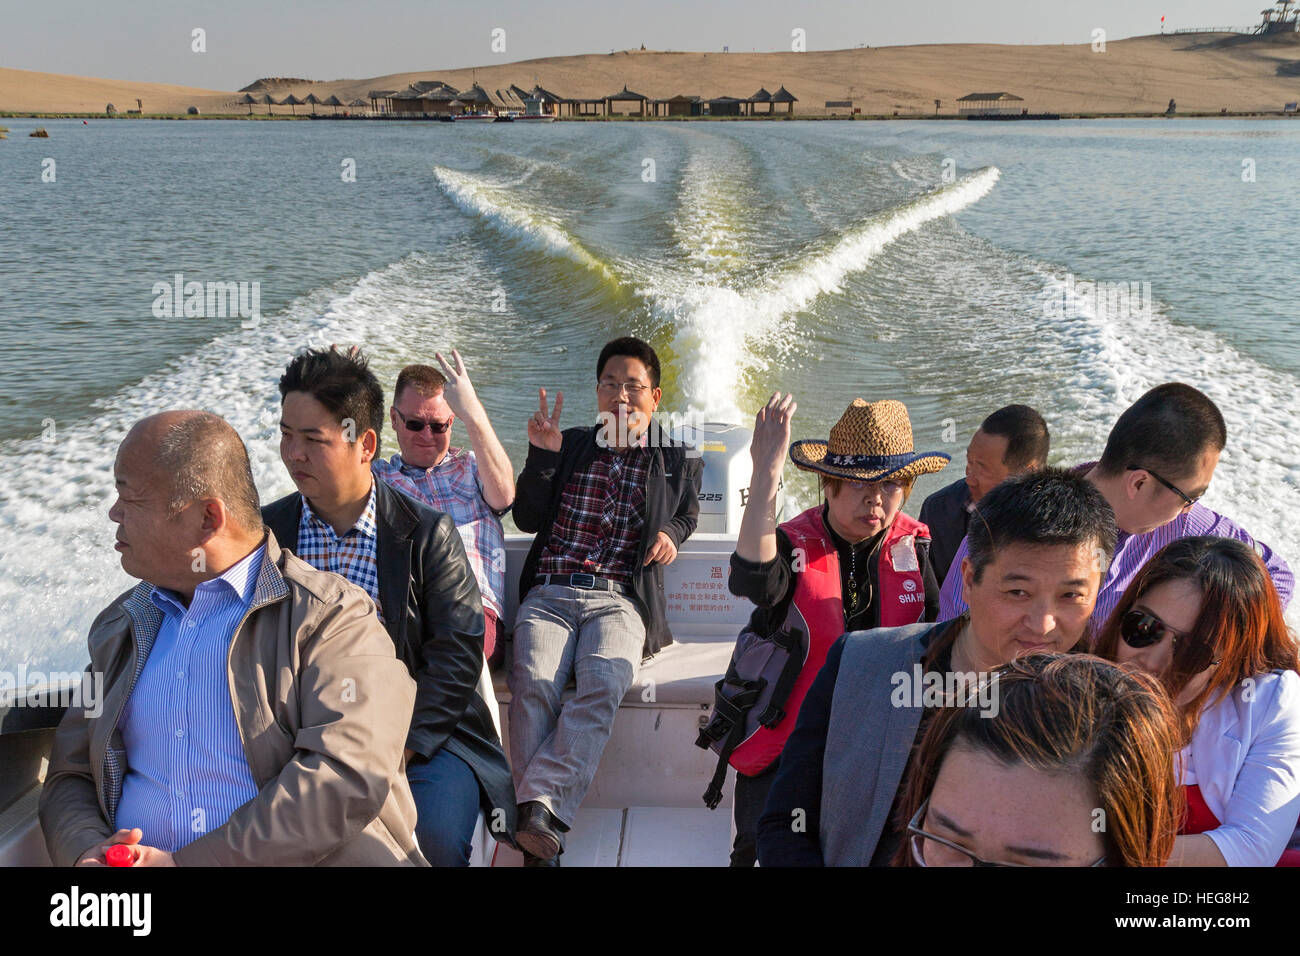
1, 116, 1297, 672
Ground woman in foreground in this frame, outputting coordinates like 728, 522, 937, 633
894, 653, 1179, 867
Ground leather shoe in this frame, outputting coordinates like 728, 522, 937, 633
515, 800, 563, 860
522, 850, 561, 867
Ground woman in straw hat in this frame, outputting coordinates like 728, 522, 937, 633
715, 394, 949, 866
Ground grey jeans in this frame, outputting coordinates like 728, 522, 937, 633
507, 584, 645, 827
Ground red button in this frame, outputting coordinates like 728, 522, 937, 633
105, 844, 134, 867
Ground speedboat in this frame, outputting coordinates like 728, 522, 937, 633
0, 422, 789, 867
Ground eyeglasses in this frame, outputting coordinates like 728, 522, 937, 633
597, 381, 651, 397
393, 408, 451, 434
908, 798, 1106, 867
1126, 464, 1201, 510
842, 479, 905, 498
1118, 608, 1188, 649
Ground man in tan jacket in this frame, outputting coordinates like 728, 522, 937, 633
39, 410, 426, 866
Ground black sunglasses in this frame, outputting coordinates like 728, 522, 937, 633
393, 408, 451, 434
1119, 609, 1185, 648
1126, 464, 1201, 509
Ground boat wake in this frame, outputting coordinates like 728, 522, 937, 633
431, 165, 619, 282
645, 167, 1002, 419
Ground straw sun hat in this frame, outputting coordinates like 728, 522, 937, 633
789, 399, 951, 482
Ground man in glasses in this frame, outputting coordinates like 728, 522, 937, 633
940, 382, 1292, 633
508, 336, 703, 865
264, 346, 516, 866
372, 351, 515, 663
757, 468, 1118, 866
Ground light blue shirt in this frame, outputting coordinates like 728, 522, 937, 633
114, 544, 265, 852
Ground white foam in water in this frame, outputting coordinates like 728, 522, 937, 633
0, 254, 468, 673
1035, 270, 1300, 628
431, 165, 616, 280
648, 167, 1002, 422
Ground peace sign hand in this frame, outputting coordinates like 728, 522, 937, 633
528, 388, 564, 452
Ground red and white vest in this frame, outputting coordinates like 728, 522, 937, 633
728, 505, 931, 775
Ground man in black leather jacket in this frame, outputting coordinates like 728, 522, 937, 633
265, 346, 515, 866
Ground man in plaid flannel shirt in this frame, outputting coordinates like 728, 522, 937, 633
372, 351, 515, 662
508, 337, 703, 866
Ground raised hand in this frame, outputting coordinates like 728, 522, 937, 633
751, 392, 796, 485
527, 387, 564, 452
433, 348, 479, 419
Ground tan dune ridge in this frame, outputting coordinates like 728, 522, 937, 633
3, 32, 1300, 117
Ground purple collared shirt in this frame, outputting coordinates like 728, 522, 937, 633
939, 484, 1294, 632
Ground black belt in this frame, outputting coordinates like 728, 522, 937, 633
538, 572, 632, 596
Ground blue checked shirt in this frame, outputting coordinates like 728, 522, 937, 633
372, 448, 506, 616
114, 543, 265, 852
295, 483, 382, 619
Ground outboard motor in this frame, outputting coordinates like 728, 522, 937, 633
670, 422, 790, 535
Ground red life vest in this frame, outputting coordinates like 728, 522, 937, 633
727, 505, 931, 775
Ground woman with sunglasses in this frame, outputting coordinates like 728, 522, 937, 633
1095, 536, 1300, 866
894, 653, 1179, 867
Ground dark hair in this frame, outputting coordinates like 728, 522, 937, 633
278, 346, 385, 456
966, 467, 1117, 584
394, 364, 447, 405
894, 653, 1179, 867
1095, 536, 1299, 747
980, 404, 1050, 472
1096, 383, 1226, 481
597, 336, 661, 389
155, 411, 262, 532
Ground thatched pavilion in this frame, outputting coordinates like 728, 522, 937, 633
604, 85, 649, 117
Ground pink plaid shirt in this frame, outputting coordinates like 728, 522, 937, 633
372, 447, 506, 616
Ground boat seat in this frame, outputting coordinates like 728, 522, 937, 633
492, 629, 735, 709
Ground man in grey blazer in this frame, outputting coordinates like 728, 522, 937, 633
756, 467, 1117, 866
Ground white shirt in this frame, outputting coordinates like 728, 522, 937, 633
1182, 669, 1300, 866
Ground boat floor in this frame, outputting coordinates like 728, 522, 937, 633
491, 806, 734, 867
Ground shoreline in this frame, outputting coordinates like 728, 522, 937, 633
4, 111, 1300, 122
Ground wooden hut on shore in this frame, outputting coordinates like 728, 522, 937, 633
653, 94, 703, 117
511, 84, 566, 117
956, 92, 1024, 116
748, 88, 773, 115
604, 85, 649, 117
770, 86, 797, 114
707, 95, 745, 116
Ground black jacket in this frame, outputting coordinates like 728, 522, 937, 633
513, 419, 703, 658
263, 480, 516, 841
917, 477, 973, 587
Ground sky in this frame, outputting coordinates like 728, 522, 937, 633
0, 0, 1282, 90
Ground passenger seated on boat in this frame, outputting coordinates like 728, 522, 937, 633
894, 653, 1180, 867
39, 411, 426, 866
508, 336, 703, 866
940, 383, 1294, 633
756, 467, 1116, 866
719, 395, 950, 867
1095, 536, 1300, 866
372, 352, 515, 666
919, 404, 1049, 586
264, 347, 516, 867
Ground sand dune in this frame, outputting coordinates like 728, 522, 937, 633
4, 33, 1300, 116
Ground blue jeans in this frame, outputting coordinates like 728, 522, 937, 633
406, 748, 481, 867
